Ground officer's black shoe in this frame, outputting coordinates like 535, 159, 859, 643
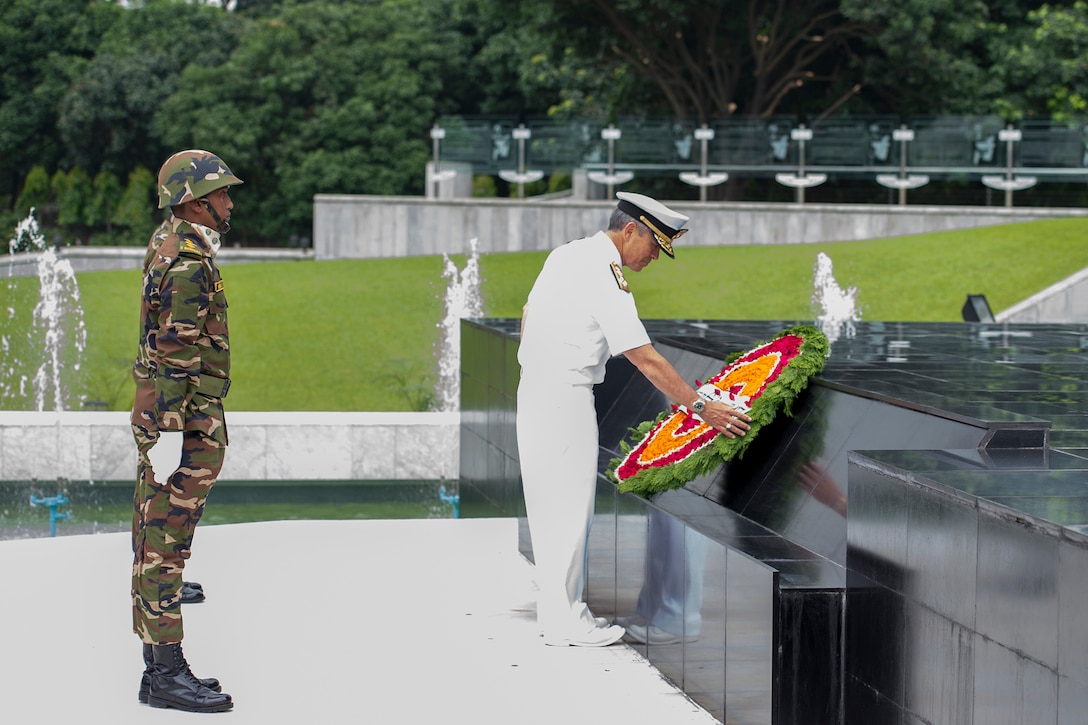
180, 581, 206, 604
148, 643, 233, 713
138, 643, 221, 704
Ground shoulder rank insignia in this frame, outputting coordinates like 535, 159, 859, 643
610, 261, 631, 293
178, 238, 203, 258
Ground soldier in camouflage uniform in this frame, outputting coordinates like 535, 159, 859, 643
130, 149, 241, 713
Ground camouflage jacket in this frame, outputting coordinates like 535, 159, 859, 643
131, 216, 230, 443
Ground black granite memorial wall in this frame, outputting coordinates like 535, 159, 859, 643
459, 318, 1088, 724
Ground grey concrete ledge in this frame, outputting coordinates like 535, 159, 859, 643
997, 266, 1088, 323
0, 410, 458, 483
313, 193, 1088, 260
1, 245, 314, 279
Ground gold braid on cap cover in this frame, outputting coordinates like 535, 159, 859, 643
639, 215, 688, 258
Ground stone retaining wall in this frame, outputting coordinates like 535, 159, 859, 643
313, 194, 1088, 260
997, 266, 1088, 323
1, 246, 313, 279
0, 411, 458, 482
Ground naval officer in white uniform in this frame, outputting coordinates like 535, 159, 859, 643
516, 192, 752, 646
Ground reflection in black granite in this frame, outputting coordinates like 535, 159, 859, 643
460, 318, 1088, 724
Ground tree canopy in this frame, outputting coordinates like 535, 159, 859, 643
487, 0, 878, 121
1, 0, 1086, 245
155, 0, 470, 241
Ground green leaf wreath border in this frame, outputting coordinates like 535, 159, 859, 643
609, 324, 829, 496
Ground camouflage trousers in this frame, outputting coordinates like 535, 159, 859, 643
131, 425, 225, 644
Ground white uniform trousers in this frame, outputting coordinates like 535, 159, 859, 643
516, 377, 600, 638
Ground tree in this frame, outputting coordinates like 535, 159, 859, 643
992, 1, 1088, 119
839, 0, 1022, 116
233, 0, 288, 16
155, 0, 473, 244
59, 52, 186, 177
0, 0, 117, 202
116, 166, 156, 234
49, 170, 70, 226
57, 0, 242, 177
443, 0, 555, 117
15, 165, 50, 218
88, 170, 122, 231
484, 0, 878, 121
56, 167, 90, 240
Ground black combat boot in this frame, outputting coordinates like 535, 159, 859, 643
180, 581, 206, 604
138, 643, 222, 704
147, 642, 233, 713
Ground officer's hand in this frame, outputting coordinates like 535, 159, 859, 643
702, 402, 752, 439
148, 431, 184, 484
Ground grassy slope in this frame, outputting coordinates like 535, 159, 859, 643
14, 217, 1088, 412
481, 217, 1088, 321
76, 256, 448, 411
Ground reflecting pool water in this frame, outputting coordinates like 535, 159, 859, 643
0, 479, 457, 540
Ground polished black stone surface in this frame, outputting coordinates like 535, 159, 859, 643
459, 318, 1088, 724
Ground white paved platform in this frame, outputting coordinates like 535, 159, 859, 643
0, 518, 716, 724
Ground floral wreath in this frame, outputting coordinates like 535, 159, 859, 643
609, 325, 829, 496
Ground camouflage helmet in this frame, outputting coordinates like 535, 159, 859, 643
157, 149, 244, 210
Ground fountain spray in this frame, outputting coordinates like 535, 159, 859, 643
812, 251, 860, 345
435, 238, 484, 412
3, 210, 87, 410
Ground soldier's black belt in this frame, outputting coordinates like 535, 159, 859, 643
197, 374, 231, 399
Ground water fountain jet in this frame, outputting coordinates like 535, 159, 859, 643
434, 237, 484, 412
3, 210, 87, 410
811, 251, 860, 345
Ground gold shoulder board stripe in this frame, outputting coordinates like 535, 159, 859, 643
610, 261, 630, 293
179, 239, 203, 257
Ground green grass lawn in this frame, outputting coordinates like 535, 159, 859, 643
3, 217, 1087, 412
